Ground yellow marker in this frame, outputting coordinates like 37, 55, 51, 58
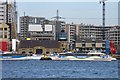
26, 38, 31, 40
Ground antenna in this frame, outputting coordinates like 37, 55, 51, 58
24, 12, 25, 16
51, 9, 65, 21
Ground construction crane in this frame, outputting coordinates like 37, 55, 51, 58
100, 0, 107, 40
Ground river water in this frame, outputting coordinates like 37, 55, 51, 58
1, 60, 119, 79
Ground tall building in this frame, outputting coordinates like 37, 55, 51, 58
77, 24, 112, 40
64, 23, 112, 52
19, 16, 46, 40
64, 23, 77, 50
118, 1, 120, 25
78, 24, 96, 40
0, 2, 7, 23
54, 21, 68, 50
0, 0, 17, 40
0, 0, 17, 51
65, 23, 76, 43
107, 26, 120, 52
53, 20, 66, 40
7, 0, 17, 40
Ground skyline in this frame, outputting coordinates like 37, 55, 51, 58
16, 1, 119, 32
17, 2, 118, 24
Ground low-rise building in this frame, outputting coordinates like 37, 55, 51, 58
75, 39, 105, 53
18, 40, 60, 54
0, 23, 9, 51
28, 24, 55, 40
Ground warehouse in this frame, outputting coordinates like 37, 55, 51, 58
18, 40, 60, 55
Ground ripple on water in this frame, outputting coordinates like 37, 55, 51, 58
2, 60, 119, 78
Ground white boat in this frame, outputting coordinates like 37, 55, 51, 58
0, 54, 41, 60
0, 51, 116, 61
50, 50, 116, 61
86, 50, 116, 61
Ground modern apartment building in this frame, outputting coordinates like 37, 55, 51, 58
107, 26, 120, 52
65, 23, 76, 42
78, 24, 112, 40
64, 23, 77, 50
78, 24, 96, 40
19, 16, 46, 40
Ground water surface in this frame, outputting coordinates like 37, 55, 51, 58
1, 60, 119, 78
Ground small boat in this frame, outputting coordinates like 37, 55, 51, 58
40, 54, 52, 60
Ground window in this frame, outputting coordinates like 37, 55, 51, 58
4, 35, 7, 38
22, 51, 26, 54
4, 28, 7, 30
0, 28, 3, 31
0, 32, 3, 38
4, 32, 7, 38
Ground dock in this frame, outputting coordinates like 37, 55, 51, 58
112, 54, 120, 59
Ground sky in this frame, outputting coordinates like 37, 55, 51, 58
15, 0, 119, 2
15, 0, 119, 32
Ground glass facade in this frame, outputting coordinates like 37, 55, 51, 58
57, 32, 68, 41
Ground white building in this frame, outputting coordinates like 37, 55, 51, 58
28, 24, 55, 40
0, 2, 7, 23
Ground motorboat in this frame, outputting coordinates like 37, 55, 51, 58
40, 54, 52, 60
